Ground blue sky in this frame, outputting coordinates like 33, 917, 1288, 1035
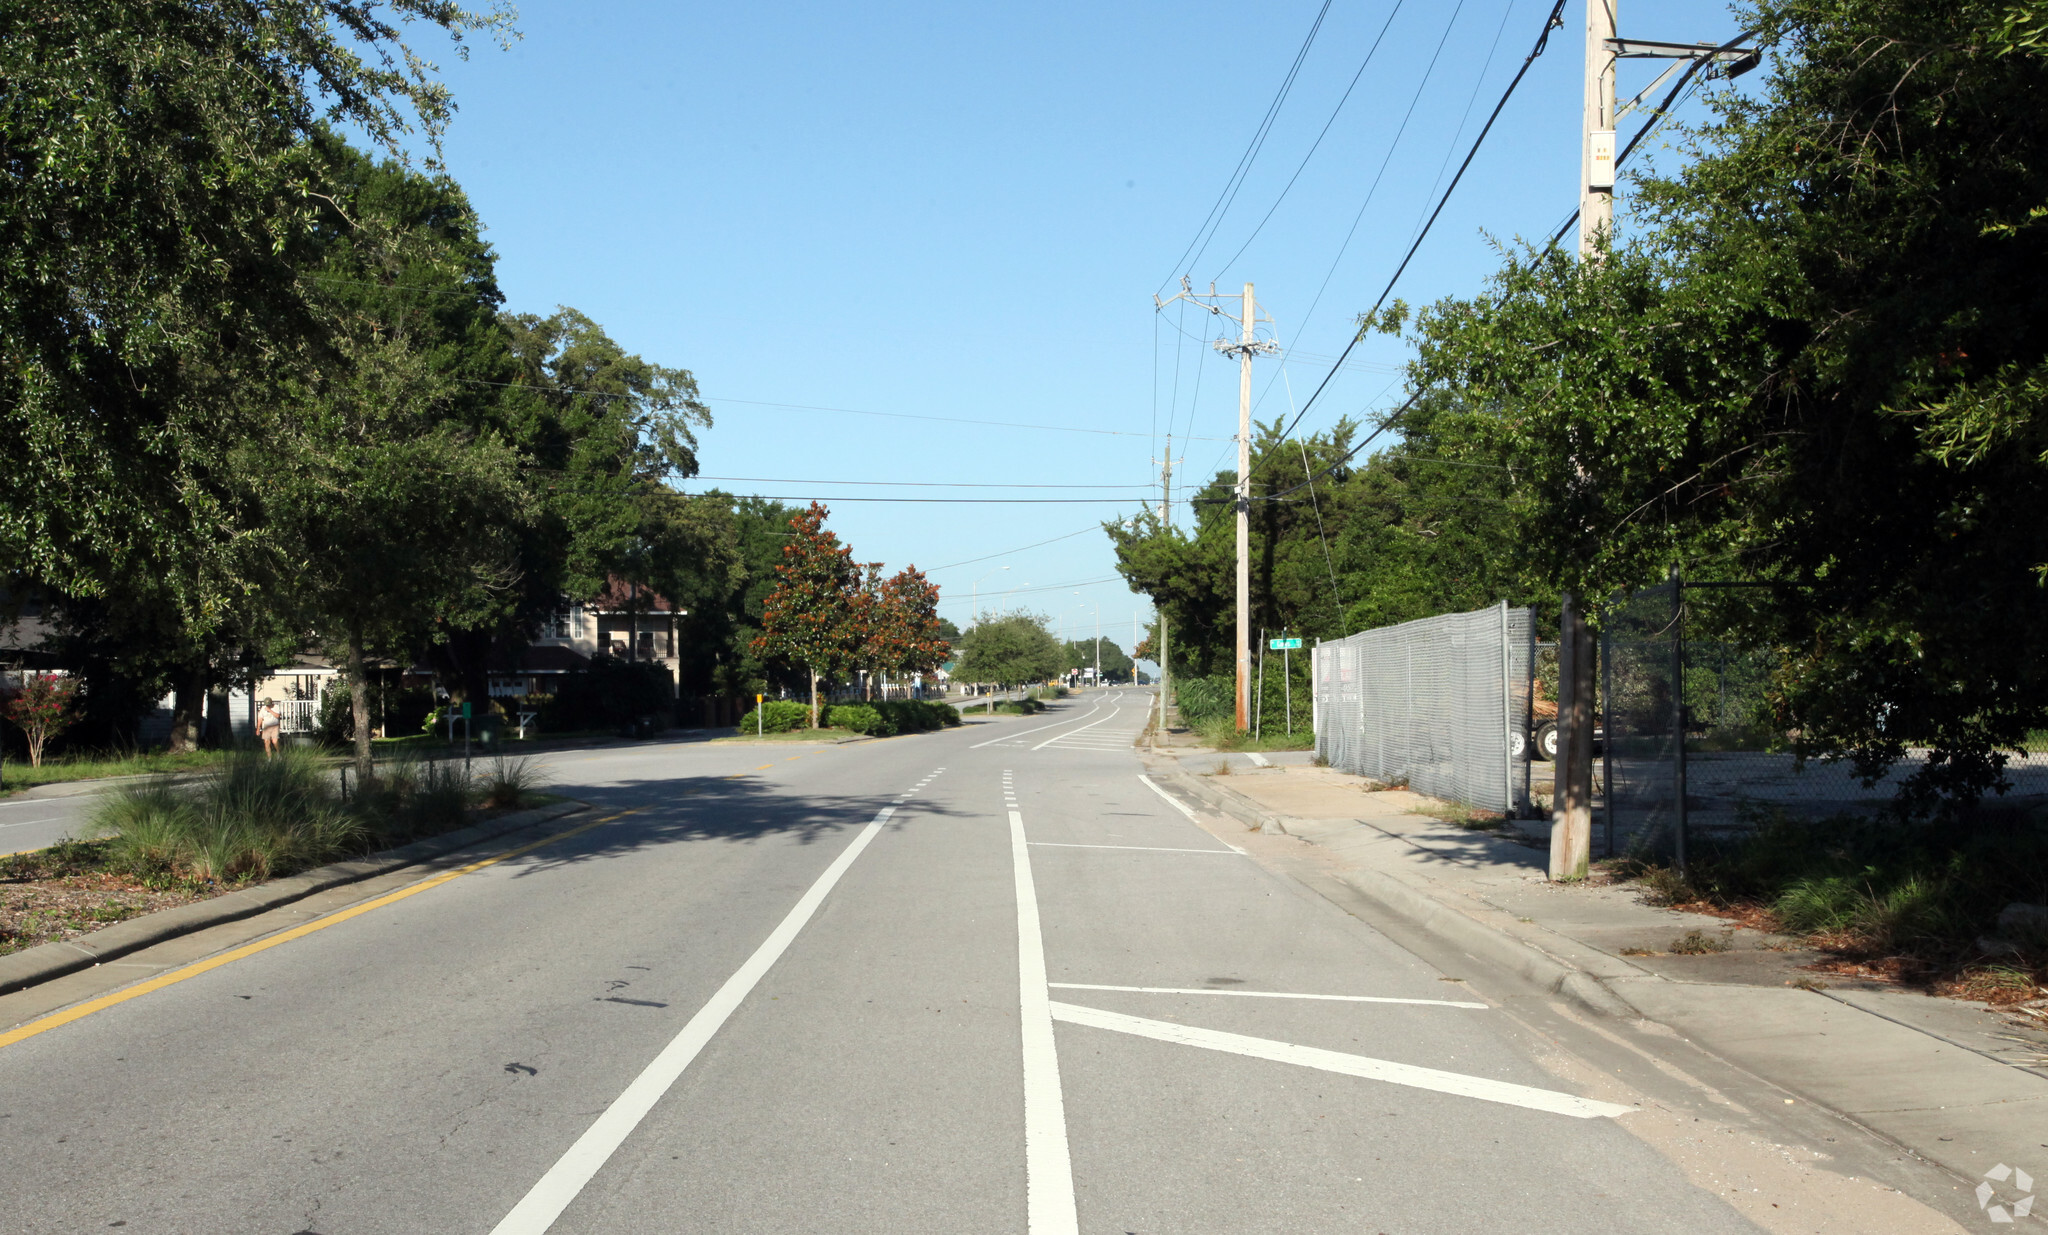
410, 0, 1751, 652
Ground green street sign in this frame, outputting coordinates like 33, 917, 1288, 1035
460, 701, 473, 719
1269, 637, 1303, 650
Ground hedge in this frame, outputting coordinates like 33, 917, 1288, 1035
738, 699, 812, 734
823, 703, 886, 735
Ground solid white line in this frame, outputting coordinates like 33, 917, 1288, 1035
1030, 703, 1122, 751
1011, 808, 1079, 1234
1137, 774, 1198, 820
488, 807, 898, 1235
1047, 1002, 1631, 1119
1047, 984, 1489, 1009
1028, 842, 1242, 855
969, 696, 1109, 749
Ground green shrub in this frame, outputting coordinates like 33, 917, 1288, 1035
738, 699, 811, 734
825, 703, 888, 735
873, 700, 949, 733
1175, 675, 1234, 724
931, 702, 961, 727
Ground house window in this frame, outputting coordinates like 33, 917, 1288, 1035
550, 607, 588, 639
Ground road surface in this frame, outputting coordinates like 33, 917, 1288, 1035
0, 689, 1928, 1232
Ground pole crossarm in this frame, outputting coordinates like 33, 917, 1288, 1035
1603, 36, 1759, 70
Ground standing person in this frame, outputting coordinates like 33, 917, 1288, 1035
257, 698, 282, 756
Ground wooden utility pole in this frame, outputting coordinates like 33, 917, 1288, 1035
1153, 279, 1277, 733
1580, 0, 1618, 257
1232, 282, 1255, 731
1155, 435, 1173, 735
1550, 593, 1595, 880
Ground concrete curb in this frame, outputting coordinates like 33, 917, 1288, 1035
0, 799, 589, 997
1154, 767, 1645, 1020
1156, 768, 1290, 835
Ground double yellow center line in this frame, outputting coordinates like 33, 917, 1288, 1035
0, 809, 639, 1052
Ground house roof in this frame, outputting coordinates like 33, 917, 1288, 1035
589, 576, 679, 614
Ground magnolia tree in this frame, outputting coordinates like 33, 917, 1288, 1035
855, 564, 950, 698
5, 673, 80, 767
753, 505, 951, 723
754, 503, 860, 727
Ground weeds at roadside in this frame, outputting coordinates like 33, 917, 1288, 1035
1669, 929, 1733, 955
1408, 800, 1504, 832
1611, 804, 2048, 1002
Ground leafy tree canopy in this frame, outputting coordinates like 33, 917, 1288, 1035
956, 613, 1063, 687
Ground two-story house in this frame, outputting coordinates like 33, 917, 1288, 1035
487, 577, 684, 699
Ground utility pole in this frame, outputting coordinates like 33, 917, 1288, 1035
1153, 278, 1278, 733
1580, 0, 1618, 258
1154, 434, 1174, 734
1554, 3, 1758, 881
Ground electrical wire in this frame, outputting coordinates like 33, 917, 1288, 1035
1544, 31, 1750, 249
925, 525, 1105, 572
1249, 24, 1758, 505
1155, 1, 1334, 294
448, 377, 1227, 441
1207, 0, 1409, 281
672, 494, 1146, 505
1274, 0, 1569, 446
1401, 0, 1519, 251
688, 475, 1159, 490
1245, 0, 1476, 422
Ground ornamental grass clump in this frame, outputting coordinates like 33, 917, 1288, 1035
91, 748, 362, 885
478, 755, 547, 811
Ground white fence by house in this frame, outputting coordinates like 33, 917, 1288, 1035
1312, 601, 1535, 815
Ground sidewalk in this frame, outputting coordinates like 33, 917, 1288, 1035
1145, 748, 2048, 1200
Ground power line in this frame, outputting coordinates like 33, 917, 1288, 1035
675, 494, 1146, 505
1274, 0, 1569, 446
1155, 1, 1334, 294
447, 377, 1227, 441
1208, 0, 1409, 281
689, 475, 1158, 490
935, 576, 1128, 606
1544, 32, 1747, 248
1250, 0, 1473, 420
925, 525, 1104, 572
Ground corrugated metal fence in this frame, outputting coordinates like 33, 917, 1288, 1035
1313, 601, 1535, 815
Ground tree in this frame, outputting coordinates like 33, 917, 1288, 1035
753, 503, 861, 727
0, 0, 511, 628
1395, 0, 2048, 809
1060, 638, 1134, 683
853, 565, 950, 695
1105, 413, 1527, 682
5, 673, 81, 768
955, 613, 1062, 688
269, 329, 526, 784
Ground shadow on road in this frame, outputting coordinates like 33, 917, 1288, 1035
496, 772, 975, 876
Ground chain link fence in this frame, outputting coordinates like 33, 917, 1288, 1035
1313, 602, 1535, 815
1596, 578, 2048, 858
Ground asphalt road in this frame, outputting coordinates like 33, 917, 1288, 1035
0, 788, 97, 856
0, 688, 1784, 1233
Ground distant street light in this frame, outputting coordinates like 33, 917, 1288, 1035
972, 566, 1008, 625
